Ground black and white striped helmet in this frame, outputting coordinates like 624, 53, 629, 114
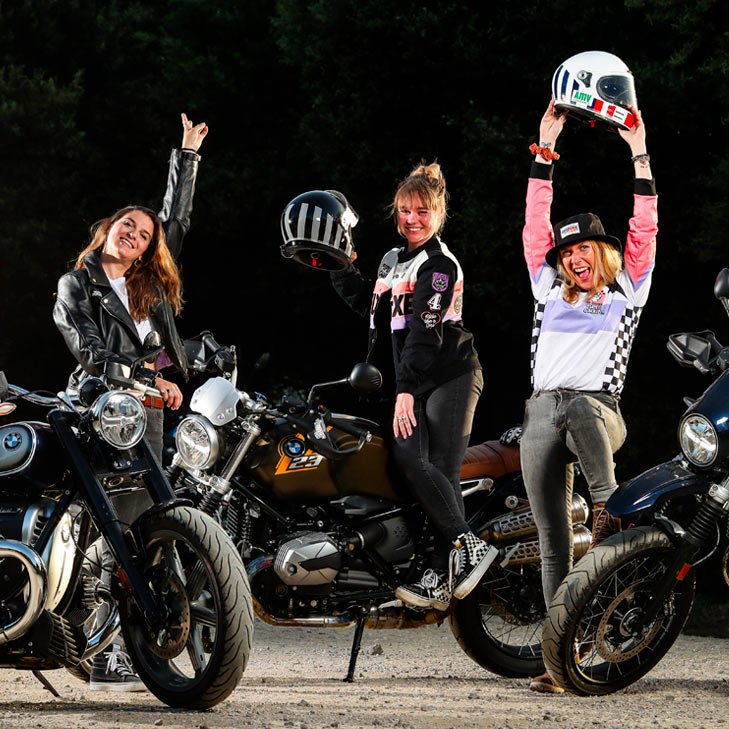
280, 190, 358, 270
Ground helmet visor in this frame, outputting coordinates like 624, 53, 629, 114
597, 75, 636, 107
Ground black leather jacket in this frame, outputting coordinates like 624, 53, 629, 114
53, 149, 201, 393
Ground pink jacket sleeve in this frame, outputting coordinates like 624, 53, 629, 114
523, 175, 554, 285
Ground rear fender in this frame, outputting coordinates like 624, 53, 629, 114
607, 460, 710, 520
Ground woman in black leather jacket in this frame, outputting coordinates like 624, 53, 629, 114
53, 113, 208, 457
52, 113, 208, 693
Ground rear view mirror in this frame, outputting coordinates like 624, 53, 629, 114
714, 269, 729, 301
348, 363, 382, 393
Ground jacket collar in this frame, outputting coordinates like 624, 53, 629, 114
82, 250, 113, 288
397, 235, 441, 262
82, 250, 140, 339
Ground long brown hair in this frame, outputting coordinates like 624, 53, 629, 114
390, 161, 449, 234
557, 240, 623, 304
74, 205, 183, 320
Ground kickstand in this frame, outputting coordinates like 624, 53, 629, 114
32, 670, 61, 697
343, 610, 367, 683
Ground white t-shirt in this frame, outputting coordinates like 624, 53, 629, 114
108, 276, 154, 343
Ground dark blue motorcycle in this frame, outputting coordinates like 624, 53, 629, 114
542, 268, 729, 695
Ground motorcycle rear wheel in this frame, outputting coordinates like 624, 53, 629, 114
542, 526, 695, 695
450, 562, 545, 677
119, 507, 253, 709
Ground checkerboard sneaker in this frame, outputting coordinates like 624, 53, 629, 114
450, 532, 499, 600
395, 569, 452, 611
90, 644, 145, 692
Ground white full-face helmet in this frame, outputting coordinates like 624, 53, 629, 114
552, 51, 637, 131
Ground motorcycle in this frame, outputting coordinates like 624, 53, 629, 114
166, 333, 592, 681
542, 268, 729, 695
0, 349, 253, 709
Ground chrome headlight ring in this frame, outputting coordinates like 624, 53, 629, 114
175, 414, 221, 470
679, 414, 718, 467
90, 391, 147, 449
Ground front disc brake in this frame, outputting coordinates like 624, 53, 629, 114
595, 585, 662, 662
144, 569, 191, 659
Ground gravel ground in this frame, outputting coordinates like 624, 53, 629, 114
0, 621, 727, 729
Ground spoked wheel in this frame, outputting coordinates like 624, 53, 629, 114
450, 562, 545, 677
119, 507, 253, 709
542, 526, 695, 695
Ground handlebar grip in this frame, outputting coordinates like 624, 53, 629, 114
201, 331, 222, 353
328, 418, 371, 442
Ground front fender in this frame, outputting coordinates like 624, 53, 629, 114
607, 460, 710, 520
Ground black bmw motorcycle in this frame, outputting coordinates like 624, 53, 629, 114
542, 269, 729, 695
0, 358, 252, 708
167, 333, 591, 681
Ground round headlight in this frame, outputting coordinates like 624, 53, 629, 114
175, 415, 220, 470
680, 414, 718, 466
91, 391, 146, 449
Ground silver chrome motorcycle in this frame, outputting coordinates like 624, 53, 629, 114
0, 361, 252, 708
167, 333, 592, 681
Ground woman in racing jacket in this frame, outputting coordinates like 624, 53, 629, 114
521, 100, 657, 693
332, 162, 498, 611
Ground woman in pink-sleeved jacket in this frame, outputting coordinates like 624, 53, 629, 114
521, 101, 657, 693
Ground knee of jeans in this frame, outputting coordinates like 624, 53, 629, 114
564, 397, 601, 430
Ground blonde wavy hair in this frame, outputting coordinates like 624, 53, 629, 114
390, 161, 448, 234
557, 239, 623, 304
74, 205, 183, 320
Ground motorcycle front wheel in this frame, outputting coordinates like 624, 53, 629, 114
542, 526, 695, 695
450, 562, 545, 677
119, 507, 253, 709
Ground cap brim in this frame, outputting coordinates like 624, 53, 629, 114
545, 235, 622, 269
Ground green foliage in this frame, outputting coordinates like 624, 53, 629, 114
1, 0, 729, 477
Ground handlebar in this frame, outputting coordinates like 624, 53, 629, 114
280, 407, 371, 460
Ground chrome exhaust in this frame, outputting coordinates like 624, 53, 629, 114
499, 525, 592, 565
0, 541, 48, 644
480, 494, 589, 544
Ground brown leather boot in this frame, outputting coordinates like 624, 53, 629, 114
589, 502, 621, 550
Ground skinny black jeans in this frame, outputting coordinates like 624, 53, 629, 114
391, 369, 483, 568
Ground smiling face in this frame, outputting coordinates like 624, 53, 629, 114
395, 193, 443, 249
103, 209, 155, 269
559, 240, 599, 290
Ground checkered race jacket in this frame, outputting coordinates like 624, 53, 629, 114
523, 162, 658, 395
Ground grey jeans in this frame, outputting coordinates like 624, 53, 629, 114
520, 389, 627, 608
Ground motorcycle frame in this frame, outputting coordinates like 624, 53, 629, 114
47, 408, 191, 628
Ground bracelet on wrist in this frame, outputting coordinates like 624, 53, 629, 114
631, 152, 650, 166
181, 147, 199, 154
529, 143, 560, 162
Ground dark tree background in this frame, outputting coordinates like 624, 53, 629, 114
2, 0, 729, 487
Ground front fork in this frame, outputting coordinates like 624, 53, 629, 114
633, 478, 729, 634
48, 410, 186, 627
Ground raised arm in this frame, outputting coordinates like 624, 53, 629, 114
523, 101, 566, 283
620, 105, 657, 291
159, 113, 209, 259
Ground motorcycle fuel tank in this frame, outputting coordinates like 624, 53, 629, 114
250, 416, 402, 502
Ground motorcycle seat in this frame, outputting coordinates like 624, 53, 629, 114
460, 440, 520, 480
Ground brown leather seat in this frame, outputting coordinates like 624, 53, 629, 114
460, 440, 521, 480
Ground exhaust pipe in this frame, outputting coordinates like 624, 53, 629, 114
0, 541, 48, 644
480, 494, 589, 544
